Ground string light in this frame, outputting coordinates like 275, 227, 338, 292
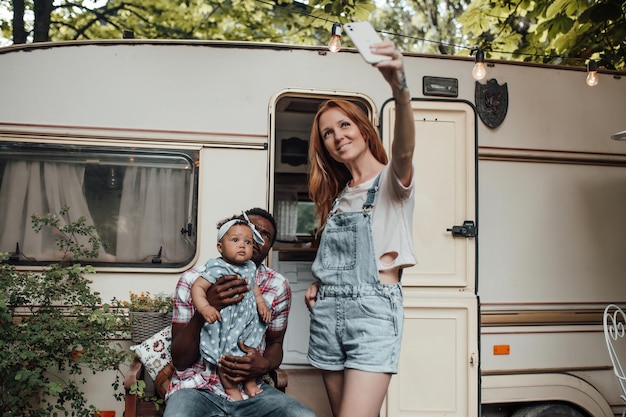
328, 23, 342, 53
254, 0, 609, 72
586, 60, 599, 86
471, 49, 487, 80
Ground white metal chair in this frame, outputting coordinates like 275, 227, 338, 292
603, 304, 626, 416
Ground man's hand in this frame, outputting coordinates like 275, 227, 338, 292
219, 340, 270, 383
206, 274, 249, 310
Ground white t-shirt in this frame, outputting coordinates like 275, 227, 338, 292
335, 164, 417, 271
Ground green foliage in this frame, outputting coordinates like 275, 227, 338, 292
122, 379, 165, 416
0, 207, 131, 416
296, 202, 318, 236
31, 206, 105, 262
1, 0, 381, 48
457, 0, 625, 70
371, 0, 472, 55
128, 379, 165, 416
2, 0, 624, 70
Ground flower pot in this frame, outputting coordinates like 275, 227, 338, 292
130, 311, 171, 343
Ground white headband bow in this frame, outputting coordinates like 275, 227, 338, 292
216, 211, 265, 245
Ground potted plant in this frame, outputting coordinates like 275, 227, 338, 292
0, 207, 131, 416
121, 292, 173, 344
118, 292, 173, 416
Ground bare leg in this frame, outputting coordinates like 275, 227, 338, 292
322, 370, 344, 417
243, 378, 263, 397
338, 369, 391, 417
218, 366, 243, 401
322, 369, 391, 417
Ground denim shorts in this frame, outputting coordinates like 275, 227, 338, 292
307, 283, 404, 374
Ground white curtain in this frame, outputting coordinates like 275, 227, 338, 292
116, 166, 193, 263
0, 161, 109, 261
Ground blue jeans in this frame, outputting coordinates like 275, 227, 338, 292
163, 384, 315, 417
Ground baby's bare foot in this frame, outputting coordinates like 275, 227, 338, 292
244, 381, 263, 397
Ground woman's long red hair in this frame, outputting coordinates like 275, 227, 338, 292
308, 100, 388, 224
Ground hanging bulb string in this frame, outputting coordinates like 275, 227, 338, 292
253, 0, 606, 86
256, 0, 599, 87
258, 0, 607, 85
378, 29, 462, 50
253, 0, 601, 68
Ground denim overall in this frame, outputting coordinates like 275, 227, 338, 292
307, 174, 404, 373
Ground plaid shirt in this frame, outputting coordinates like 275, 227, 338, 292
165, 263, 291, 400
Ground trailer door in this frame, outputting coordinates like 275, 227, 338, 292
381, 99, 478, 417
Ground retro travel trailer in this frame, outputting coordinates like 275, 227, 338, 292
1, 39, 625, 417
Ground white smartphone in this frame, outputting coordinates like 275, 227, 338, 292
343, 22, 391, 64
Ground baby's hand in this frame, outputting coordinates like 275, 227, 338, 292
258, 302, 272, 323
199, 305, 221, 323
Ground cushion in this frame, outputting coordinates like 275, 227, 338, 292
130, 325, 172, 380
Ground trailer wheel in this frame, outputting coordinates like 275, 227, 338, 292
511, 404, 586, 417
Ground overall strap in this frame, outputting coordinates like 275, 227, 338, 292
328, 195, 342, 218
362, 172, 382, 212
327, 171, 383, 219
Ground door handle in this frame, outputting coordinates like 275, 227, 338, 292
447, 220, 477, 238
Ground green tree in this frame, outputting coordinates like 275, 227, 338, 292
2, 0, 623, 71
371, 0, 471, 55
1, 0, 377, 46
457, 0, 625, 70
53, 0, 315, 44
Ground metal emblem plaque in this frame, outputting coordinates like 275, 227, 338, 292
475, 78, 508, 129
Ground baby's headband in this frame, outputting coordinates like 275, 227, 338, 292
216, 211, 265, 245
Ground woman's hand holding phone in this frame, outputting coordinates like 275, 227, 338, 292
343, 22, 392, 64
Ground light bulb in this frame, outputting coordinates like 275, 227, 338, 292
472, 48, 486, 80
586, 71, 599, 87
586, 60, 599, 87
328, 23, 341, 53
329, 35, 341, 53
472, 62, 487, 80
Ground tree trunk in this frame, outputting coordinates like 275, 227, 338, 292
33, 0, 54, 42
12, 0, 27, 44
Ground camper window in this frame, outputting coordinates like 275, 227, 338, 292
0, 142, 198, 267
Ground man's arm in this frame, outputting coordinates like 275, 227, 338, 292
262, 328, 286, 371
170, 315, 204, 370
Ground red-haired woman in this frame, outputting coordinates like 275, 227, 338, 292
305, 39, 417, 417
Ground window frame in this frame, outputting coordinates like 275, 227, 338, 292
0, 139, 200, 270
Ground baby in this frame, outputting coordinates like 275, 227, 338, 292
191, 213, 272, 400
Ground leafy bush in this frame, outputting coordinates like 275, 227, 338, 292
0, 207, 131, 416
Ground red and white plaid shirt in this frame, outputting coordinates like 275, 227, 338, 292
165, 264, 291, 400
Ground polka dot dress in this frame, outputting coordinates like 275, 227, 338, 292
198, 258, 269, 365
